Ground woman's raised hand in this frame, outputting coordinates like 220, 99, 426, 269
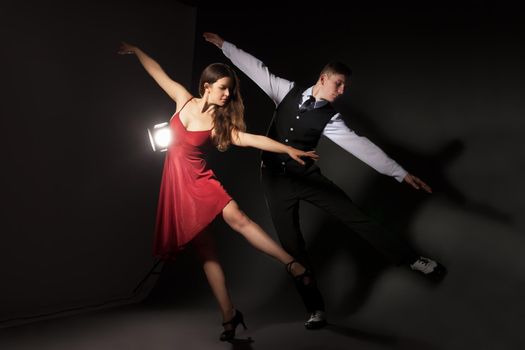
117, 41, 137, 55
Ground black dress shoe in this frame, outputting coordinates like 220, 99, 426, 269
304, 310, 327, 330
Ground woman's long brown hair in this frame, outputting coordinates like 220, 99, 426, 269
199, 63, 245, 151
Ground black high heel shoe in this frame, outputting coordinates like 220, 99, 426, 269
220, 309, 247, 342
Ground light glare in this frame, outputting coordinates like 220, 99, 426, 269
147, 122, 171, 152
154, 128, 171, 149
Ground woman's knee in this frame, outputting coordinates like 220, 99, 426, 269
223, 202, 251, 231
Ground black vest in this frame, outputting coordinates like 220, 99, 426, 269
261, 85, 336, 174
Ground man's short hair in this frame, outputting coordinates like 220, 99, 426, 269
320, 61, 352, 77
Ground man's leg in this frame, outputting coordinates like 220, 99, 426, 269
297, 169, 445, 281
261, 168, 327, 328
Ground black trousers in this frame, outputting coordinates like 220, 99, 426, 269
261, 164, 418, 313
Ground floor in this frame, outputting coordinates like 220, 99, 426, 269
0, 301, 436, 350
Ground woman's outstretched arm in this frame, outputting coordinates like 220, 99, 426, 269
232, 131, 318, 165
118, 42, 191, 106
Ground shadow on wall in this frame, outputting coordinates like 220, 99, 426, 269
248, 93, 514, 320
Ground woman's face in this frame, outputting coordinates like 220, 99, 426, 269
206, 77, 233, 106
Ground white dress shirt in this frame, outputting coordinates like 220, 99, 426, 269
222, 41, 408, 182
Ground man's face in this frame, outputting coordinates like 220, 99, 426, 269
319, 73, 347, 102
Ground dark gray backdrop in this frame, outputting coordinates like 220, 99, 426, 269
0, 0, 195, 324
1, 1, 524, 348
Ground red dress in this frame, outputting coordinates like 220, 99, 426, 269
153, 98, 232, 259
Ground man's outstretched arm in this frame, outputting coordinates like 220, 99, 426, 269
203, 32, 294, 106
323, 115, 432, 193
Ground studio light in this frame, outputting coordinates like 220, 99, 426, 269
147, 122, 171, 152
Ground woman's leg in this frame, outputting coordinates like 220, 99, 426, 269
222, 200, 305, 277
193, 230, 235, 324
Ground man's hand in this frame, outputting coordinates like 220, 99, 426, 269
203, 32, 224, 49
403, 173, 432, 193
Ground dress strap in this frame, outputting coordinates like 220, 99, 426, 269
178, 97, 194, 114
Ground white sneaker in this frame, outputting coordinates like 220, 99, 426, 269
410, 257, 438, 274
410, 256, 447, 281
304, 310, 327, 330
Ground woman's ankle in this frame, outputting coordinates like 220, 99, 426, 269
222, 307, 236, 322
286, 260, 306, 277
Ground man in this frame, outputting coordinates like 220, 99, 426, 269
203, 32, 446, 330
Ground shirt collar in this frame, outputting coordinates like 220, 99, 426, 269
301, 86, 328, 109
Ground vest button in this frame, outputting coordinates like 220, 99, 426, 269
290, 127, 294, 131
284, 139, 288, 143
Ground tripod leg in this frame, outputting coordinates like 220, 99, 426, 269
133, 258, 164, 294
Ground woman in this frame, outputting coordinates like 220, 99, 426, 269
118, 42, 317, 341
